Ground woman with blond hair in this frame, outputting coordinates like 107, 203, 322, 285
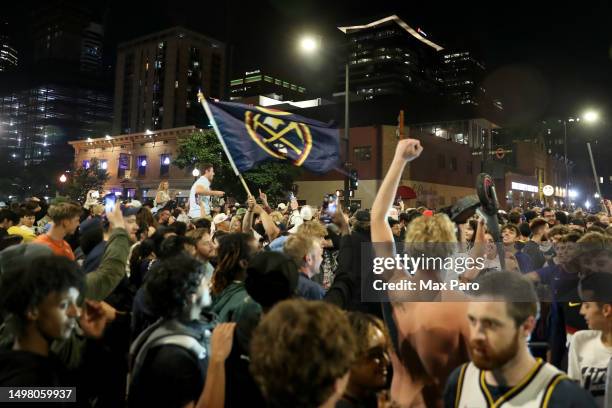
154, 180, 171, 209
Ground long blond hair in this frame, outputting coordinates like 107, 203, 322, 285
158, 180, 169, 191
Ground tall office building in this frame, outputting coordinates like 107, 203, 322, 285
229, 69, 306, 101
0, 2, 112, 168
113, 27, 227, 135
439, 50, 486, 107
80, 22, 104, 73
0, 22, 18, 72
337, 15, 444, 100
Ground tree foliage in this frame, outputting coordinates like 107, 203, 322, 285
65, 158, 110, 202
173, 130, 301, 203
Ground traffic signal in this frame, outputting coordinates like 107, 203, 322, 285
349, 170, 359, 190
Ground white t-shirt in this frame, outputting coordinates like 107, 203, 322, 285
188, 176, 211, 218
568, 329, 612, 407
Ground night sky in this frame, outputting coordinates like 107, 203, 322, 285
4, 0, 612, 120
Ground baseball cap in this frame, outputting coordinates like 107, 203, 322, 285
245, 251, 298, 308
236, 208, 247, 217
213, 213, 229, 225
300, 205, 313, 221
277, 203, 287, 211
80, 217, 102, 236
121, 206, 140, 217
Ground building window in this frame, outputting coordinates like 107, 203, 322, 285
118, 153, 129, 179
354, 146, 372, 161
160, 154, 171, 176
82, 160, 90, 169
99, 160, 108, 171
438, 154, 445, 169
450, 157, 457, 171
138, 155, 147, 176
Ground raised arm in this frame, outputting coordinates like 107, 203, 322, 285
253, 203, 280, 241
242, 196, 255, 234
371, 138, 423, 243
84, 202, 130, 301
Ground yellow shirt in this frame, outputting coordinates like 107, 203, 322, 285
7, 225, 36, 243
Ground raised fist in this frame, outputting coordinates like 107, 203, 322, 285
394, 138, 423, 163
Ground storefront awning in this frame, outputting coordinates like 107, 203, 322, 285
397, 185, 417, 199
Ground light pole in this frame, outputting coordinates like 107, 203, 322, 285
58, 174, 67, 197
298, 35, 351, 205
582, 110, 605, 211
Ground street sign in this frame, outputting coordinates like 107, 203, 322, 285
543, 185, 554, 197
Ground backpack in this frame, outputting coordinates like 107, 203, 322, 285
127, 318, 214, 399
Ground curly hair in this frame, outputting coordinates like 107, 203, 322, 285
297, 220, 327, 239
404, 213, 457, 261
211, 233, 255, 296
250, 299, 356, 408
347, 312, 391, 357
0, 255, 84, 335
143, 254, 205, 319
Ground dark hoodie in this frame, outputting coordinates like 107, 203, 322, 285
210, 282, 248, 323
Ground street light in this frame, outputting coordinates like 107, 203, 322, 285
583, 110, 599, 123
569, 189, 578, 199
192, 168, 200, 178
581, 110, 605, 211
298, 34, 351, 204
299, 36, 319, 53
59, 174, 67, 183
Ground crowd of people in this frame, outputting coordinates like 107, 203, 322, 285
0, 150, 611, 407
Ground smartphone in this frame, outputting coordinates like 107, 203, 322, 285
327, 195, 337, 216
91, 190, 100, 199
104, 194, 117, 214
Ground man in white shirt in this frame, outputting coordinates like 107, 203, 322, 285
188, 164, 225, 219
569, 272, 612, 407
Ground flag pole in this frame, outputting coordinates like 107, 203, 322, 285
198, 91, 253, 197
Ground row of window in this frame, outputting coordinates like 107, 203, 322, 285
83, 154, 173, 178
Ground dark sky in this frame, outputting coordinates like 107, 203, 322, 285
4, 0, 612, 119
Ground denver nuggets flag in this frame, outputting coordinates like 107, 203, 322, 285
204, 99, 340, 173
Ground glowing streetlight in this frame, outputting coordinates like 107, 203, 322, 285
583, 111, 599, 123
59, 174, 67, 183
594, 192, 600, 199
585, 200, 591, 210
569, 189, 578, 199
299, 36, 319, 54
192, 168, 200, 178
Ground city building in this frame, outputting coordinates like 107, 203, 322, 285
337, 15, 444, 100
0, 22, 18, 72
0, 2, 112, 169
296, 125, 481, 209
29, 2, 97, 69
0, 81, 113, 167
80, 22, 104, 73
112, 27, 227, 135
439, 50, 488, 108
69, 126, 200, 198
229, 69, 307, 101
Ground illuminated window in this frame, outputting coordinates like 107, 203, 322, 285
354, 146, 372, 161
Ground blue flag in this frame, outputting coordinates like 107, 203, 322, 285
204, 99, 340, 173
